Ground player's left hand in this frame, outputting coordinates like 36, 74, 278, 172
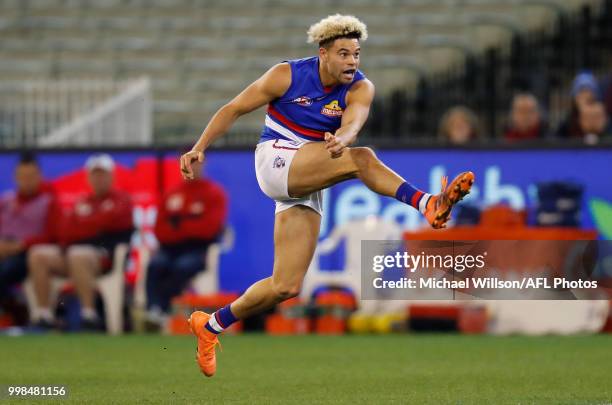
324, 132, 347, 159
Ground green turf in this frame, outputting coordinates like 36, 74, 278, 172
0, 334, 611, 404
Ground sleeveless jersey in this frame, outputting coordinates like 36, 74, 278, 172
259, 56, 365, 143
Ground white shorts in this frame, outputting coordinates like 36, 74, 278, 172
255, 138, 323, 216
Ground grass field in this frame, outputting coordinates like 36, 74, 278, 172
1, 333, 611, 404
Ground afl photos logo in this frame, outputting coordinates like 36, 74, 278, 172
321, 100, 343, 117
291, 96, 313, 106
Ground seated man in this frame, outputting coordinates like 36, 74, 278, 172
145, 158, 227, 329
28, 154, 133, 330
0, 153, 57, 324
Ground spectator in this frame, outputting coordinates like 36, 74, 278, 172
557, 71, 602, 138
27, 154, 133, 330
0, 153, 57, 323
504, 93, 547, 141
438, 106, 481, 145
578, 102, 611, 144
145, 158, 227, 330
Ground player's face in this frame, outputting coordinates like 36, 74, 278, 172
321, 38, 361, 85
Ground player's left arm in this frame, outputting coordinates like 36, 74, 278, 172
325, 79, 375, 158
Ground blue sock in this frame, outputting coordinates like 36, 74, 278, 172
204, 305, 238, 334
395, 182, 431, 213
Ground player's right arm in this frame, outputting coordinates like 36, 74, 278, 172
180, 63, 291, 179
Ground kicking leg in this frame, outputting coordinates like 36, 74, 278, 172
288, 143, 402, 198
287, 142, 473, 228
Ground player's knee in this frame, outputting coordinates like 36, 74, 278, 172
276, 289, 300, 302
352, 146, 376, 160
350, 147, 377, 170
271, 280, 301, 301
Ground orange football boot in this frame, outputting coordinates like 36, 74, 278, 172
188, 311, 221, 377
424, 171, 475, 229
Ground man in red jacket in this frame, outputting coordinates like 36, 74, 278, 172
0, 153, 58, 323
28, 154, 133, 330
145, 158, 227, 329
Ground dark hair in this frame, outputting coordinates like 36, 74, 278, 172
18, 150, 39, 166
319, 32, 361, 49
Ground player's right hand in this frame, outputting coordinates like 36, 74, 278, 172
180, 149, 204, 180
324, 132, 346, 159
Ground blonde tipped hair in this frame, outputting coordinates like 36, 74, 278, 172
307, 14, 368, 46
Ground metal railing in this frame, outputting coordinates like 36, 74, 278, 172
0, 78, 152, 147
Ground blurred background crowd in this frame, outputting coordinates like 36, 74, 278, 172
0, 0, 611, 147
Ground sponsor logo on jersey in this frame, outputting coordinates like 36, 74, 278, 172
291, 96, 313, 106
321, 100, 343, 117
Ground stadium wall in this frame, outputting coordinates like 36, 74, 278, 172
0, 147, 610, 292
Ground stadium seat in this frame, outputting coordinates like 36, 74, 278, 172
0, 0, 601, 141
301, 217, 402, 305
485, 300, 610, 335
190, 227, 235, 295
134, 227, 235, 312
22, 243, 130, 335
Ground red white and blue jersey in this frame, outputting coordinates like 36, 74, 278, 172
259, 56, 365, 144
